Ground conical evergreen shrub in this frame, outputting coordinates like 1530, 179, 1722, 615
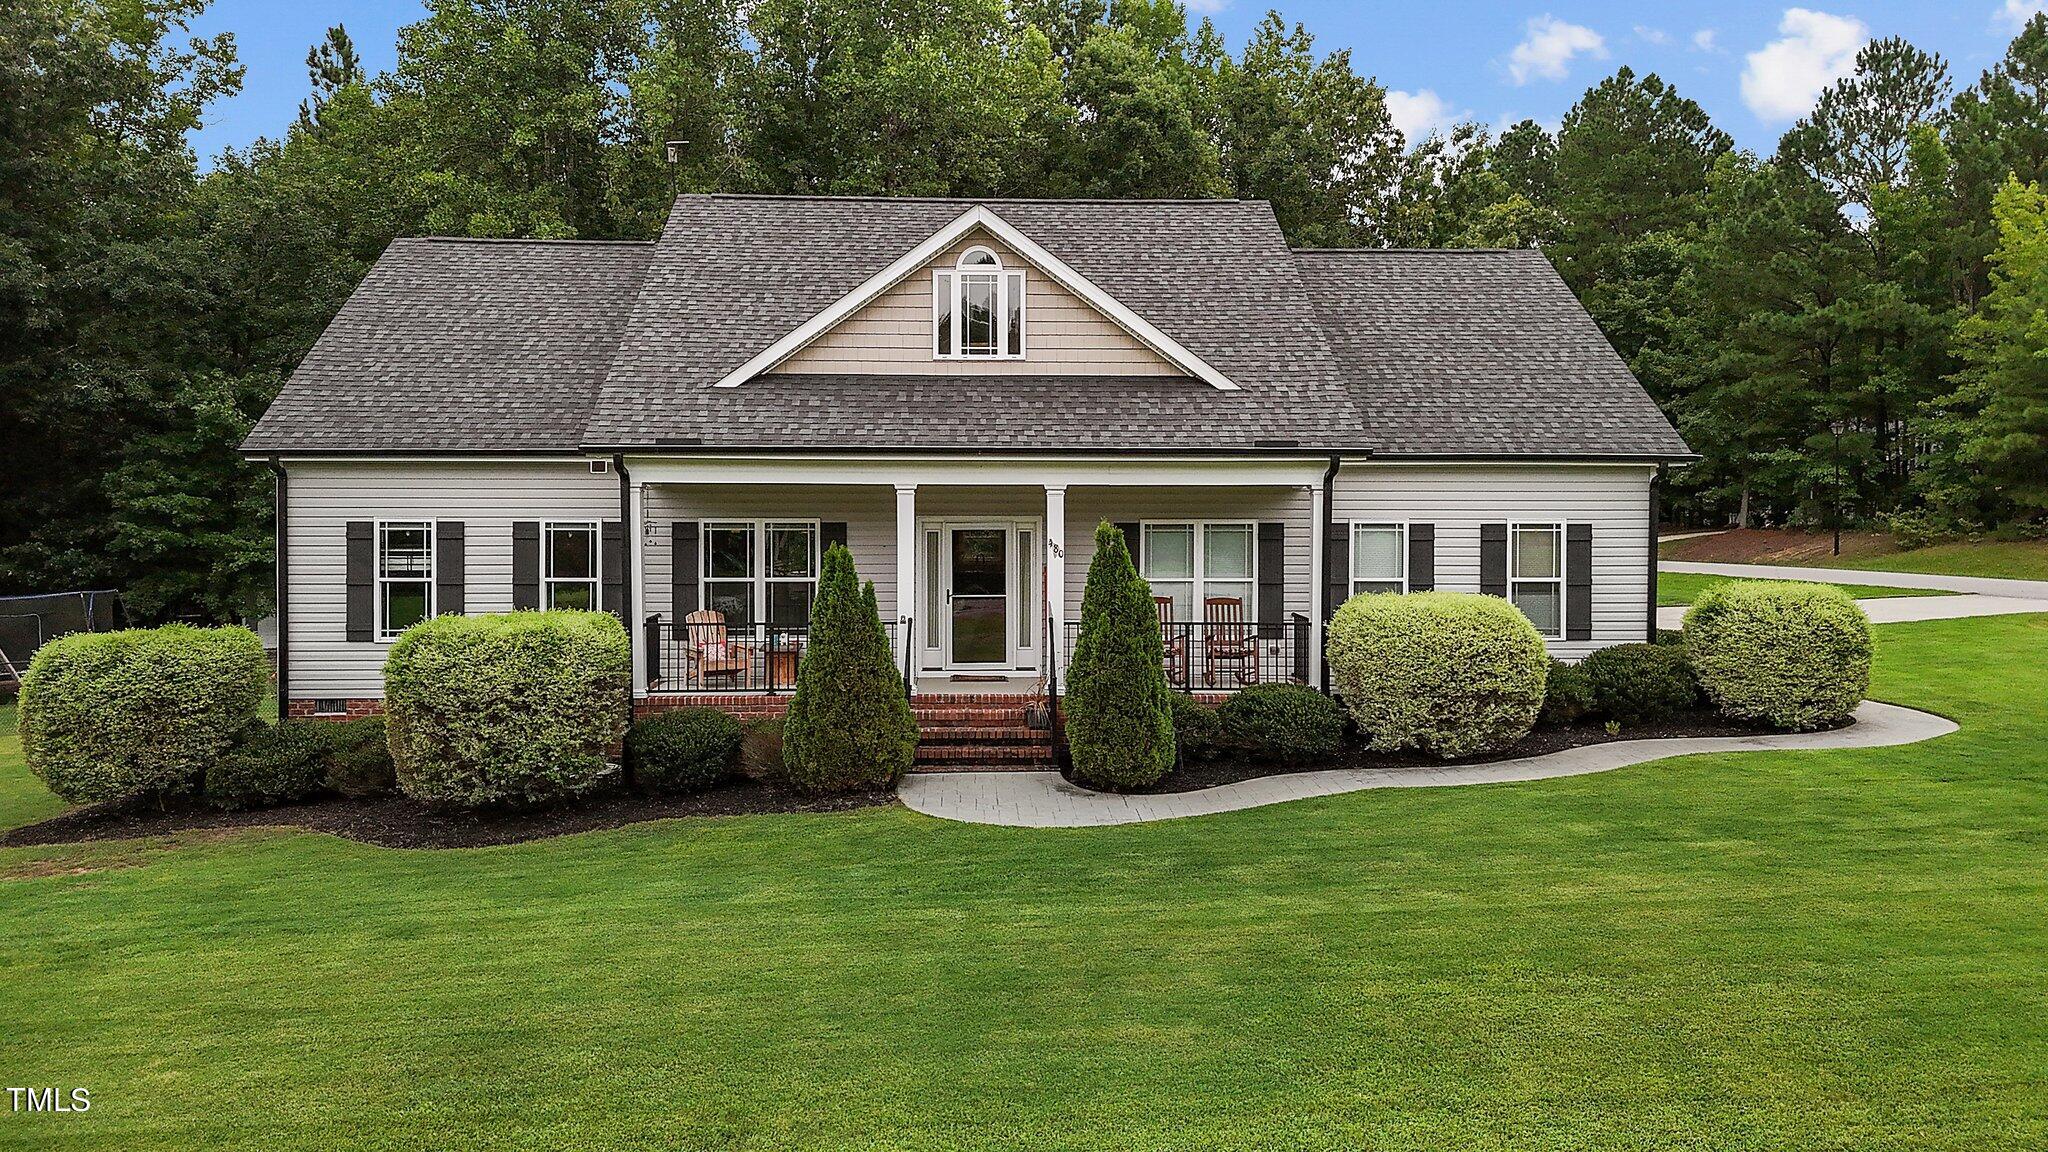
782, 544, 919, 793
1064, 521, 1175, 788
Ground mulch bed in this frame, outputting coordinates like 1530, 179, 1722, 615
1079, 710, 1848, 795
1, 781, 895, 851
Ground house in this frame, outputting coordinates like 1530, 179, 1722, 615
242, 195, 1692, 763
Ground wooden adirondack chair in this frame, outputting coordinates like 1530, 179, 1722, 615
1156, 595, 1189, 688
681, 609, 754, 688
1202, 596, 1259, 687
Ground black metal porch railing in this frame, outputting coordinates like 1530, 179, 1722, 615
643, 616, 902, 694
1060, 612, 1311, 692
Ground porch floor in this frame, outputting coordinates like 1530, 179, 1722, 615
912, 673, 1041, 696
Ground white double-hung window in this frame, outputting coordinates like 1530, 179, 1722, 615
702, 521, 820, 629
543, 522, 599, 610
376, 521, 434, 640
1511, 522, 1565, 638
933, 246, 1025, 359
1141, 522, 1256, 620
1350, 523, 1406, 596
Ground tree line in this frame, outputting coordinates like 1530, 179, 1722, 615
4, 0, 2046, 624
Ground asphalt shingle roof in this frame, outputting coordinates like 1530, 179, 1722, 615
241, 237, 653, 454
243, 197, 1690, 460
1295, 248, 1693, 458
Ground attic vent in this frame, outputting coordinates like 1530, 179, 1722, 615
588, 459, 611, 474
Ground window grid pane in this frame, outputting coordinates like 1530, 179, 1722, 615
1144, 525, 1194, 580
934, 272, 953, 356
1351, 525, 1403, 582
961, 274, 996, 354
767, 524, 815, 579
707, 524, 753, 579
1153, 580, 1195, 621
1204, 525, 1254, 580
1005, 272, 1024, 356
1514, 584, 1562, 636
1513, 525, 1561, 578
547, 525, 595, 580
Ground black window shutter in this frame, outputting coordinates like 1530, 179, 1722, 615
1257, 522, 1285, 639
600, 521, 625, 619
1324, 523, 1349, 617
1566, 523, 1594, 641
820, 521, 848, 556
435, 521, 465, 616
1407, 523, 1435, 592
511, 521, 540, 610
345, 521, 373, 642
1480, 523, 1509, 598
672, 521, 699, 616
1114, 522, 1140, 565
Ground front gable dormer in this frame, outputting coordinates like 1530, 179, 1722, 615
715, 205, 1238, 389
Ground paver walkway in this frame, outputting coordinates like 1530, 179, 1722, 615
1655, 560, 2048, 630
898, 700, 1956, 828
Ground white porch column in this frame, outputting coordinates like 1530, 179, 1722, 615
629, 479, 648, 698
1308, 482, 1327, 691
1044, 484, 1067, 678
895, 484, 917, 681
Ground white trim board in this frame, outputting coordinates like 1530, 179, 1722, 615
622, 453, 1328, 489
709, 204, 1240, 391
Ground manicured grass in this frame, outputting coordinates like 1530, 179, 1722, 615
1661, 528, 2048, 581
0, 701, 65, 832
4, 616, 2047, 1150
1656, 570, 1952, 607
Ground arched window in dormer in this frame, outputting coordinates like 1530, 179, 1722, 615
934, 246, 1025, 359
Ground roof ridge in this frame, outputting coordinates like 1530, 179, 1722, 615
414, 236, 657, 246
1292, 246, 1538, 255
695, 193, 1251, 206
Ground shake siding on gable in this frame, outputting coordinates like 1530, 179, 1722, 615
770, 233, 1181, 376
285, 460, 619, 697
1331, 464, 1653, 659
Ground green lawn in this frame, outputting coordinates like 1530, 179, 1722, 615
1656, 570, 1953, 607
1661, 530, 2048, 582
1804, 539, 2048, 581
4, 616, 2047, 1150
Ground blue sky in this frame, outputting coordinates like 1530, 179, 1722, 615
187, 0, 2044, 162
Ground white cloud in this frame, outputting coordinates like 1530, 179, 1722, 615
1386, 89, 1464, 144
1692, 28, 1720, 52
1996, 0, 2048, 31
1182, 0, 1230, 13
1634, 25, 1671, 45
1741, 8, 1868, 122
1507, 15, 1608, 85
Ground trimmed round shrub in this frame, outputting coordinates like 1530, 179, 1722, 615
739, 717, 787, 784
627, 708, 741, 795
1064, 522, 1175, 788
18, 625, 267, 803
1579, 643, 1700, 726
1540, 659, 1597, 727
1326, 592, 1548, 759
383, 611, 630, 808
1683, 581, 1871, 729
206, 722, 332, 810
1217, 683, 1344, 763
783, 545, 919, 794
324, 716, 397, 798
1169, 694, 1223, 762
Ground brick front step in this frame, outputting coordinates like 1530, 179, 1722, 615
914, 711, 1036, 729
914, 743, 1056, 769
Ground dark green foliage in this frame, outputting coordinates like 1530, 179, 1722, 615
627, 708, 741, 796
1578, 644, 1701, 726
1216, 684, 1344, 764
1685, 582, 1873, 729
324, 717, 396, 798
1168, 694, 1222, 762
782, 548, 918, 794
18, 625, 268, 803
1064, 522, 1175, 788
739, 717, 787, 784
205, 722, 331, 810
383, 612, 630, 808
1654, 628, 1687, 648
1540, 659, 1598, 727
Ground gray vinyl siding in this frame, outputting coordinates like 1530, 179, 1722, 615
284, 459, 620, 698
641, 486, 900, 622
1064, 487, 1316, 621
1331, 463, 1653, 660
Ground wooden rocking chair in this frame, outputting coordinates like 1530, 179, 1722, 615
1202, 596, 1259, 687
1156, 595, 1189, 688
680, 609, 755, 689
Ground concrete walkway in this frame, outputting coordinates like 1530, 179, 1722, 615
1655, 560, 2048, 630
898, 700, 1956, 828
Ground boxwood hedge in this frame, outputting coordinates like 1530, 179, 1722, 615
1325, 592, 1548, 758
18, 624, 268, 803
1683, 581, 1871, 729
383, 611, 630, 808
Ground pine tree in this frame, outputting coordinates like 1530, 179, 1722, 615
1937, 178, 2048, 520
782, 544, 919, 793
1064, 522, 1174, 789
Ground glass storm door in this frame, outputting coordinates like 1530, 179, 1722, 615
948, 527, 1010, 667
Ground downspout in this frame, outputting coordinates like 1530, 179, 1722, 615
615, 454, 635, 765
1647, 464, 1665, 642
268, 457, 290, 722
1319, 453, 1341, 694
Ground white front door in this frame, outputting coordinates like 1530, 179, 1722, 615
918, 519, 1042, 672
